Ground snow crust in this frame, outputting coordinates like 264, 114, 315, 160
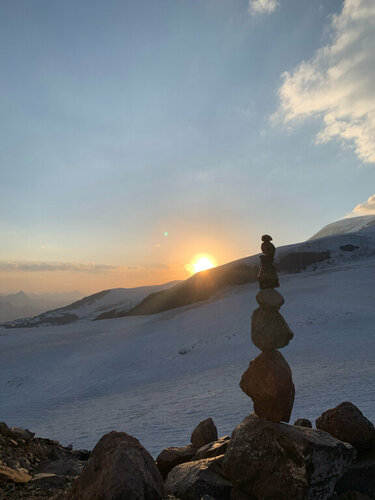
1, 256, 374, 457
309, 215, 375, 240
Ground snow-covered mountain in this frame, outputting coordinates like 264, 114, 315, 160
309, 214, 375, 240
4, 220, 375, 328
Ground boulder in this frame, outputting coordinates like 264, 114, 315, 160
240, 350, 295, 422
194, 436, 230, 460
251, 307, 293, 351
256, 288, 284, 309
69, 431, 164, 499
191, 418, 218, 449
222, 413, 355, 500
294, 418, 312, 428
316, 402, 375, 453
335, 458, 375, 498
156, 445, 196, 479
0, 464, 32, 483
165, 456, 232, 500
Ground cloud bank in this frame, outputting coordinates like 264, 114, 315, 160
350, 194, 375, 215
249, 0, 279, 16
275, 0, 375, 163
0, 262, 117, 273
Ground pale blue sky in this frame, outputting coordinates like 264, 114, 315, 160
1, 0, 374, 292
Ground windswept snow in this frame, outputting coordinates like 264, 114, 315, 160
310, 215, 375, 240
1, 256, 374, 457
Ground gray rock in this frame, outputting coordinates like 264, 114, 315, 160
194, 437, 230, 460
335, 457, 375, 498
256, 289, 284, 309
156, 445, 196, 479
294, 418, 313, 428
69, 431, 164, 499
251, 307, 294, 351
316, 402, 375, 453
191, 419, 218, 449
165, 456, 232, 500
240, 350, 295, 423
222, 413, 355, 500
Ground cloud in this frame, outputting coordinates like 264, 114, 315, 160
0, 261, 117, 273
349, 194, 375, 215
274, 0, 375, 163
248, 0, 279, 16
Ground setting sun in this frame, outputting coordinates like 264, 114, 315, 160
185, 254, 217, 275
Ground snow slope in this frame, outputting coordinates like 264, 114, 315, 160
309, 215, 375, 240
1, 255, 374, 457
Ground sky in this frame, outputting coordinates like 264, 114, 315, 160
0, 0, 374, 294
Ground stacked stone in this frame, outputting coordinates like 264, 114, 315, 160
240, 235, 295, 423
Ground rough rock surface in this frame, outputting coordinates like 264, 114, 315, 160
0, 421, 87, 499
191, 418, 218, 449
165, 456, 232, 500
156, 445, 196, 479
335, 457, 375, 498
316, 402, 375, 453
194, 437, 230, 461
69, 431, 164, 500
256, 288, 284, 309
240, 350, 295, 422
251, 307, 294, 351
294, 418, 313, 428
222, 413, 355, 500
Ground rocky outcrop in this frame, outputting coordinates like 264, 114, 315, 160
68, 431, 164, 499
194, 436, 230, 460
316, 402, 375, 453
191, 418, 218, 449
156, 445, 196, 479
164, 456, 232, 500
222, 413, 356, 500
240, 349, 295, 422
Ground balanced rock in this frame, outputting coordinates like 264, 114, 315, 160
258, 255, 280, 289
240, 350, 295, 422
194, 436, 230, 460
251, 307, 293, 351
316, 402, 375, 453
191, 418, 218, 449
165, 456, 232, 500
222, 413, 355, 500
256, 288, 284, 309
294, 418, 312, 428
156, 445, 196, 479
69, 431, 164, 499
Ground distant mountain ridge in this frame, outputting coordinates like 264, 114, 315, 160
4, 216, 375, 328
309, 215, 375, 240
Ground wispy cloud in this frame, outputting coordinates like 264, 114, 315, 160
248, 0, 279, 16
274, 0, 375, 163
0, 261, 117, 273
349, 194, 375, 216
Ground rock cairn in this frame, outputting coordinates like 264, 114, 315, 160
240, 234, 295, 422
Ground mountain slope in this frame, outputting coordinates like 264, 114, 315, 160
1, 256, 374, 456
309, 215, 375, 240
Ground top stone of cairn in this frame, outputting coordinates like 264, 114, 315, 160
258, 234, 279, 289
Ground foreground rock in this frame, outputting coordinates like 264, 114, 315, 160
191, 418, 218, 449
335, 455, 375, 498
156, 445, 196, 479
316, 402, 375, 453
165, 456, 232, 500
68, 431, 164, 499
194, 436, 230, 460
0, 422, 87, 499
240, 350, 295, 422
223, 413, 355, 500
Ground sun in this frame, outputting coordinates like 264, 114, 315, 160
185, 254, 216, 275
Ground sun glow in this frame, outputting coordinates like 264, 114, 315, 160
185, 254, 217, 275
